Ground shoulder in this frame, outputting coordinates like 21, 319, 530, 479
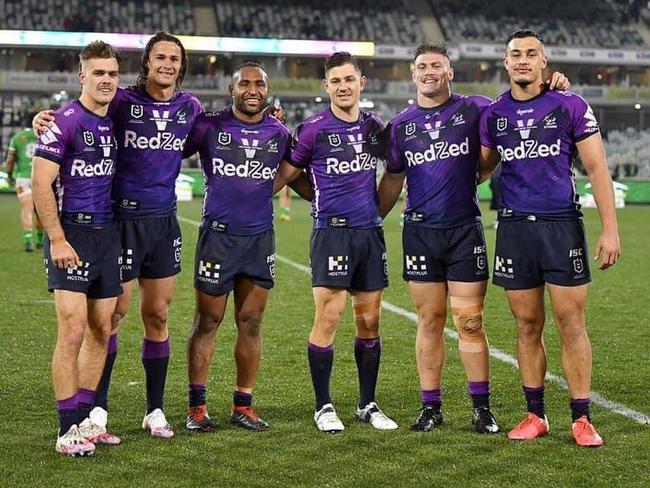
462, 94, 493, 109
295, 110, 329, 139
266, 114, 291, 138
363, 111, 386, 130
546, 90, 590, 109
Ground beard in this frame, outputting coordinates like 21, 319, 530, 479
235, 97, 265, 116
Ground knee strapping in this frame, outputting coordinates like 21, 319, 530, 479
449, 296, 488, 353
352, 296, 382, 323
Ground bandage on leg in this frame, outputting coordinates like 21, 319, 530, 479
449, 296, 488, 353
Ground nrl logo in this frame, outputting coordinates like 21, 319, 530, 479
496, 117, 508, 131
405, 122, 416, 136
573, 258, 584, 274
328, 134, 341, 147
83, 131, 94, 146
218, 132, 231, 145
131, 105, 143, 119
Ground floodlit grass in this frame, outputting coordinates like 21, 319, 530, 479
0, 194, 648, 487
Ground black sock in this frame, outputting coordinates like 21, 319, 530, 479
354, 337, 381, 408
141, 338, 170, 414
523, 385, 546, 418
94, 333, 118, 411
570, 398, 590, 422
307, 342, 334, 411
56, 394, 78, 437
233, 390, 253, 408
77, 388, 95, 423
189, 384, 206, 408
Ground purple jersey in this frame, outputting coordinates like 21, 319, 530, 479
185, 108, 291, 235
480, 90, 599, 218
387, 94, 490, 227
34, 100, 117, 227
108, 86, 203, 218
289, 108, 385, 229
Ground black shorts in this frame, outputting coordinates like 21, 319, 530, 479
402, 222, 489, 282
45, 225, 122, 299
493, 218, 591, 289
118, 216, 182, 281
310, 227, 388, 291
194, 226, 275, 296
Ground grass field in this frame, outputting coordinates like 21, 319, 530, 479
0, 193, 649, 487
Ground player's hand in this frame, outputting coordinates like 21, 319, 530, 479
33, 110, 55, 135
546, 72, 570, 91
50, 238, 82, 269
593, 230, 620, 270
267, 105, 286, 123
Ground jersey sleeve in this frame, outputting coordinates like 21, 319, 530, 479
479, 107, 497, 149
107, 87, 126, 120
33, 118, 70, 165
183, 114, 208, 158
385, 121, 405, 174
288, 122, 316, 169
568, 95, 600, 142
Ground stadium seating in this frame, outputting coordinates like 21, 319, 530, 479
431, 0, 647, 48
214, 0, 424, 44
604, 128, 650, 178
0, 0, 195, 34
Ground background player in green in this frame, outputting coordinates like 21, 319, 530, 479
3, 118, 45, 251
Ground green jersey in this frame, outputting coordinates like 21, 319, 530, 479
8, 129, 37, 178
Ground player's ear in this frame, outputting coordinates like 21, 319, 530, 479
359, 75, 367, 91
448, 66, 455, 82
322, 78, 328, 91
228, 84, 234, 96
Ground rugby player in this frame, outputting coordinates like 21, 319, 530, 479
3, 115, 44, 251
35, 32, 203, 438
479, 30, 620, 447
32, 41, 121, 456
378, 43, 570, 434
183, 62, 293, 432
276, 52, 397, 433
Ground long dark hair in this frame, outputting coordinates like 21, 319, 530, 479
136, 31, 188, 91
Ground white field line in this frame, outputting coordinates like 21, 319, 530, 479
178, 215, 650, 425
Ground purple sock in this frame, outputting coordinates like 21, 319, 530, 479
523, 385, 545, 418
307, 342, 334, 411
421, 388, 442, 409
189, 384, 206, 408
233, 390, 253, 408
354, 337, 381, 408
56, 394, 78, 436
570, 397, 590, 422
95, 333, 118, 411
141, 337, 171, 414
468, 381, 490, 409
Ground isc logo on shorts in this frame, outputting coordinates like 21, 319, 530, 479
197, 260, 220, 283
494, 255, 514, 279
406, 255, 427, 276
66, 261, 90, 282
328, 255, 349, 276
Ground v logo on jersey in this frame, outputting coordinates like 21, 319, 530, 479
424, 121, 443, 140
346, 133, 364, 154
515, 119, 536, 139
241, 138, 260, 158
40, 122, 63, 145
99, 135, 113, 157
151, 110, 171, 131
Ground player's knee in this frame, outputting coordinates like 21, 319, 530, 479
417, 309, 446, 333
352, 299, 381, 329
141, 301, 170, 330
450, 296, 488, 353
59, 322, 86, 351
193, 310, 223, 335
236, 313, 262, 337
